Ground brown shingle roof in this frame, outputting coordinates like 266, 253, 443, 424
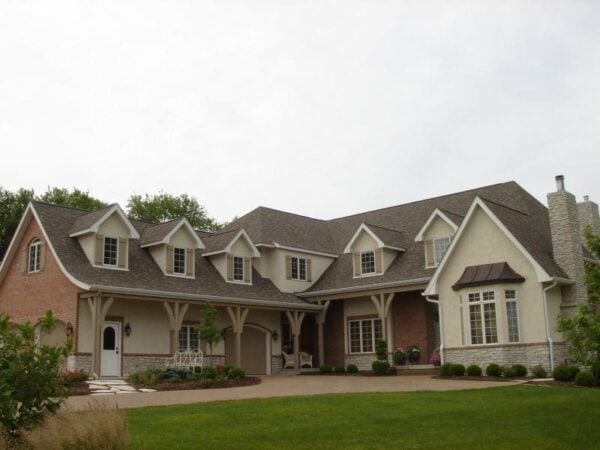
202, 229, 242, 254
69, 204, 117, 235
139, 220, 182, 246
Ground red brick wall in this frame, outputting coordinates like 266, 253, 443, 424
0, 218, 82, 327
392, 291, 432, 363
323, 300, 345, 366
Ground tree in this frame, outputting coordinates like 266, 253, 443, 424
39, 187, 107, 211
558, 227, 600, 382
0, 187, 34, 261
197, 304, 222, 366
127, 192, 222, 231
0, 311, 68, 441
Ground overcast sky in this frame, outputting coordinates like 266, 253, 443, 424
1, 1, 598, 223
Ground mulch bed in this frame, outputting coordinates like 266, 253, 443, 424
67, 382, 91, 396
131, 376, 262, 392
433, 375, 525, 382
525, 379, 599, 388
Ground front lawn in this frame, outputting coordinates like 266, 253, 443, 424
127, 386, 600, 449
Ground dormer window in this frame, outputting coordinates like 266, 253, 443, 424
292, 257, 306, 280
361, 251, 376, 274
103, 237, 118, 266
425, 237, 451, 268
233, 256, 245, 281
173, 248, 186, 274
28, 239, 42, 273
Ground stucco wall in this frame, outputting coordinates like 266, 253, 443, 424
423, 216, 455, 241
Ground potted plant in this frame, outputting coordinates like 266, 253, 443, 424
393, 349, 407, 366
429, 352, 441, 367
407, 344, 421, 363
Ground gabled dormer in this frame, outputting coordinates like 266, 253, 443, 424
69, 204, 139, 270
414, 208, 459, 268
343, 223, 405, 278
140, 218, 204, 278
202, 229, 260, 285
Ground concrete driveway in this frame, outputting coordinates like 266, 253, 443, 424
65, 374, 514, 411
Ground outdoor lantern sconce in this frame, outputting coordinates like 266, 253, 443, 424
65, 322, 73, 337
124, 323, 132, 337
272, 330, 279, 341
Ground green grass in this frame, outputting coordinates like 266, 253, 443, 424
127, 386, 600, 449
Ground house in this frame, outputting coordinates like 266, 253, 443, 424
0, 176, 597, 378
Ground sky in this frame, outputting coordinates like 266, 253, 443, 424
0, 1, 598, 223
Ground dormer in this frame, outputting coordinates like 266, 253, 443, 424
202, 229, 260, 285
69, 204, 139, 270
140, 218, 204, 278
414, 208, 459, 268
343, 223, 405, 277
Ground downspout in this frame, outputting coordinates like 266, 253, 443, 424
542, 281, 558, 372
425, 296, 444, 365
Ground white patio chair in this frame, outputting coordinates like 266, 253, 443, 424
282, 351, 296, 369
300, 352, 313, 369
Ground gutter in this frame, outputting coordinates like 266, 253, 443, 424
424, 295, 444, 365
88, 285, 323, 311
542, 280, 558, 371
299, 277, 431, 298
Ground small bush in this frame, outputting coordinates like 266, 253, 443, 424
440, 363, 454, 377
450, 364, 465, 376
466, 365, 482, 376
502, 366, 517, 378
553, 364, 579, 382
393, 350, 407, 366
63, 369, 89, 386
224, 366, 245, 380
575, 371, 594, 387
319, 365, 333, 374
24, 404, 129, 450
202, 366, 218, 380
512, 364, 528, 377
372, 360, 391, 375
334, 366, 346, 375
375, 340, 388, 361
346, 364, 359, 374
127, 368, 163, 385
486, 363, 502, 377
531, 365, 547, 378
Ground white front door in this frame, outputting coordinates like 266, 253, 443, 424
100, 322, 121, 377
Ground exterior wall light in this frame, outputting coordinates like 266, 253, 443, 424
272, 330, 279, 341
66, 322, 74, 337
124, 323, 132, 337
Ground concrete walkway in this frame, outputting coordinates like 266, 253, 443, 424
65, 375, 513, 411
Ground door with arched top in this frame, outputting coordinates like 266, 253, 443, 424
101, 322, 121, 377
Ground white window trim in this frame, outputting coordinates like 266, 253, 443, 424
92, 236, 129, 271
291, 256, 308, 281
425, 237, 451, 269
505, 289, 521, 343
232, 255, 245, 282
103, 236, 119, 267
359, 250, 376, 276
178, 324, 200, 352
173, 247, 186, 275
28, 239, 41, 273
467, 289, 499, 346
347, 318, 382, 354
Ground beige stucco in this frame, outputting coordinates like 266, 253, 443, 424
146, 226, 198, 276
78, 233, 96, 265
436, 205, 562, 348
254, 247, 335, 293
347, 229, 398, 275
77, 212, 131, 266
208, 234, 256, 284
422, 215, 456, 241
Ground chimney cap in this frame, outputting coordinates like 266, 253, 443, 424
555, 175, 565, 192
584, 195, 590, 202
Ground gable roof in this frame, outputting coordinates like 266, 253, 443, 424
342, 223, 406, 253
69, 204, 140, 239
202, 229, 260, 257
414, 208, 459, 242
140, 218, 204, 249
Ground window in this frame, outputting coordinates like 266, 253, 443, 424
178, 325, 199, 352
103, 237, 118, 266
360, 251, 375, 274
348, 318, 383, 353
468, 291, 498, 345
291, 257, 307, 281
433, 237, 451, 265
173, 247, 186, 274
233, 256, 244, 281
505, 290, 520, 343
282, 321, 294, 353
28, 239, 41, 273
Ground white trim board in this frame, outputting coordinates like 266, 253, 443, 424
140, 218, 205, 249
69, 204, 140, 239
414, 208, 458, 242
343, 223, 405, 254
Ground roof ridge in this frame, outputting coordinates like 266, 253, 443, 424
32, 200, 113, 214
255, 206, 326, 222
203, 228, 240, 237
364, 222, 404, 233
438, 208, 464, 218
479, 196, 530, 216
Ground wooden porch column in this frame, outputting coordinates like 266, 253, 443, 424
370, 293, 395, 357
87, 295, 114, 378
315, 301, 331, 367
163, 302, 190, 354
227, 306, 249, 367
285, 310, 306, 369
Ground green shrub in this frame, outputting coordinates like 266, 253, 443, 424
319, 365, 333, 374
502, 366, 517, 378
225, 366, 245, 380
440, 363, 454, 377
375, 340, 388, 361
334, 366, 346, 375
372, 360, 391, 375
127, 368, 163, 385
201, 366, 218, 380
575, 371, 594, 387
393, 350, 407, 366
450, 364, 465, 376
553, 364, 579, 382
63, 369, 89, 386
531, 365, 547, 378
466, 365, 482, 376
486, 363, 502, 377
591, 361, 600, 384
346, 364, 359, 374
512, 364, 528, 377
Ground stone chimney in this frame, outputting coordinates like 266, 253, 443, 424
577, 195, 600, 249
547, 175, 587, 307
